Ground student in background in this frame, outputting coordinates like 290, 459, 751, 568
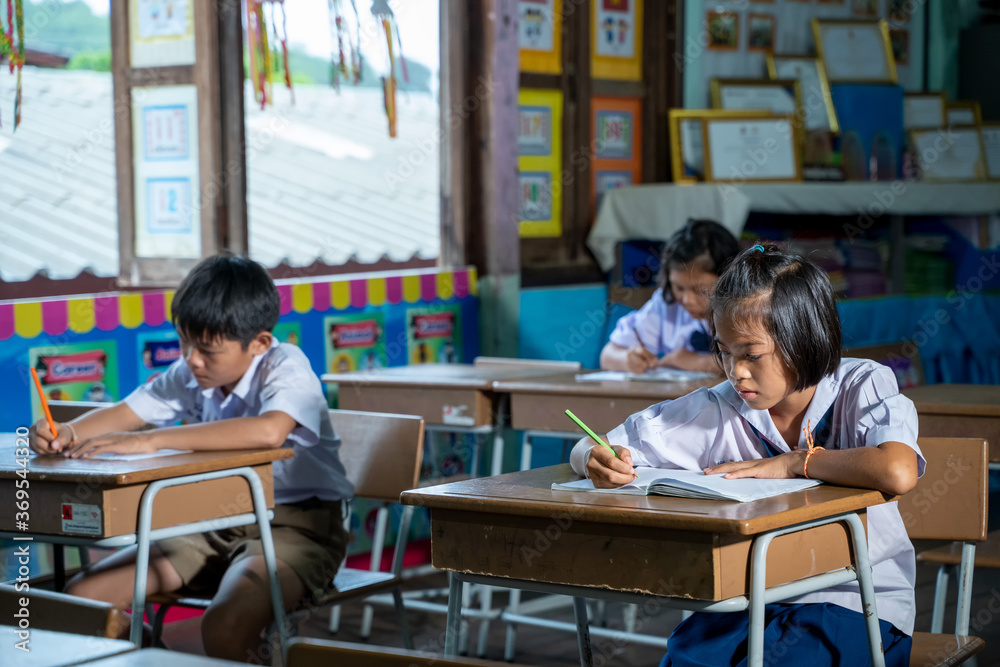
30, 255, 354, 664
600, 218, 740, 374
576, 245, 920, 666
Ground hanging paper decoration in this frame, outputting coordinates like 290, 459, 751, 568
0, 0, 25, 129
372, 0, 398, 138
271, 0, 293, 103
349, 0, 363, 83
245, 0, 293, 109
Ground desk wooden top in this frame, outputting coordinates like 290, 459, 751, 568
401, 464, 889, 536
0, 436, 292, 486
322, 363, 570, 391
0, 625, 133, 667
903, 384, 1000, 417
492, 371, 722, 399
78, 648, 244, 665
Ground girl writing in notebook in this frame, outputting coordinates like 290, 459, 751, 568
600, 218, 740, 374
574, 244, 921, 666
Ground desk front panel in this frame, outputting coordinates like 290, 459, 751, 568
336, 385, 494, 427
0, 463, 274, 539
429, 507, 862, 601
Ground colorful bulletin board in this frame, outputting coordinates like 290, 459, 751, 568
517, 88, 564, 238
592, 0, 643, 81
518, 0, 562, 74
591, 96, 642, 218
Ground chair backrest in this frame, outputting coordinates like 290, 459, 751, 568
473, 356, 583, 371
845, 342, 925, 389
330, 409, 425, 504
899, 437, 989, 542
48, 400, 112, 423
286, 637, 512, 667
0, 584, 123, 638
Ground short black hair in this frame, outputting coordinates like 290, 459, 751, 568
710, 244, 841, 391
171, 255, 280, 348
660, 219, 740, 304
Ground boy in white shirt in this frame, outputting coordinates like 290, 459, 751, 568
30, 255, 353, 663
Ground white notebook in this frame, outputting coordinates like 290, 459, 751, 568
552, 466, 822, 503
576, 369, 717, 383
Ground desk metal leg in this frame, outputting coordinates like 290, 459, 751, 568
572, 596, 594, 667
446, 573, 464, 656
53, 545, 65, 591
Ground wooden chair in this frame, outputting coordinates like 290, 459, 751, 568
148, 409, 425, 653
285, 637, 512, 667
898, 437, 989, 665
845, 342, 925, 389
0, 584, 124, 638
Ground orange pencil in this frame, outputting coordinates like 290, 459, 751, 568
30, 367, 58, 439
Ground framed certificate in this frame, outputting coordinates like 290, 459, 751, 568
667, 109, 761, 184
981, 124, 1000, 181
911, 128, 987, 182
702, 114, 802, 183
946, 100, 982, 127
766, 55, 839, 133
903, 93, 946, 130
813, 19, 897, 84
710, 79, 802, 120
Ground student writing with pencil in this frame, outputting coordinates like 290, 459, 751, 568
575, 245, 921, 666
28, 255, 353, 663
600, 219, 740, 374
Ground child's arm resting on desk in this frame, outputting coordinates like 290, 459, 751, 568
705, 442, 919, 497
59, 411, 297, 458
29, 402, 149, 455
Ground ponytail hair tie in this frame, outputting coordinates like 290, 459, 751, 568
752, 244, 765, 253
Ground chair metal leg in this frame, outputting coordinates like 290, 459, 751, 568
931, 564, 951, 633
445, 573, 464, 656
327, 604, 341, 633
572, 596, 593, 667
623, 603, 638, 633
361, 505, 390, 639
956, 542, 976, 636
392, 588, 413, 650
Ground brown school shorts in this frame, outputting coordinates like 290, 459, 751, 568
157, 497, 349, 603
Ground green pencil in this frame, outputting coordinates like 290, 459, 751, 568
564, 409, 620, 460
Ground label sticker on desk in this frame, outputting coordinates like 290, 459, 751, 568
61, 503, 102, 535
442, 405, 475, 426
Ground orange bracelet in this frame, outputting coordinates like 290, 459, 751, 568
803, 446, 824, 479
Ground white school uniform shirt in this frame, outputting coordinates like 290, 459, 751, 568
124, 339, 354, 505
570, 358, 924, 635
608, 288, 711, 355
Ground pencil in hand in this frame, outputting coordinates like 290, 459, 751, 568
565, 409, 619, 460
30, 367, 59, 440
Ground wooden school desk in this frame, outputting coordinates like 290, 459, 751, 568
1, 625, 134, 667
0, 435, 292, 650
903, 384, 1000, 466
74, 648, 245, 665
402, 465, 893, 667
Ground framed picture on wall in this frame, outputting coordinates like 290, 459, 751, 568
946, 100, 983, 127
747, 14, 776, 52
766, 54, 839, 133
710, 78, 802, 122
667, 109, 761, 184
851, 0, 879, 17
889, 29, 910, 66
707, 11, 740, 51
889, 0, 912, 23
813, 19, 898, 83
982, 124, 1000, 181
910, 127, 987, 182
903, 93, 946, 130
702, 114, 803, 183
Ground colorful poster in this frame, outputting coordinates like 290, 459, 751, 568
517, 88, 563, 238
29, 341, 120, 421
595, 110, 634, 159
137, 331, 180, 385
273, 322, 302, 347
591, 96, 642, 219
595, 170, 632, 210
143, 105, 189, 161
519, 0, 562, 74
592, 0, 642, 80
324, 313, 386, 374
406, 306, 462, 365
130, 0, 196, 68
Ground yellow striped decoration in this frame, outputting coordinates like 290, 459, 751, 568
119, 294, 144, 329
292, 283, 313, 313
164, 291, 176, 323
14, 301, 42, 339
67, 298, 95, 334
330, 281, 351, 310
436, 271, 455, 301
367, 277, 387, 306
402, 275, 421, 303
468, 268, 479, 295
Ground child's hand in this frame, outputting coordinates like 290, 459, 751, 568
704, 451, 807, 479
29, 418, 75, 455
586, 443, 639, 488
62, 432, 156, 459
625, 345, 658, 374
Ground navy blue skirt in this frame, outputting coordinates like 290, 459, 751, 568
658, 603, 912, 667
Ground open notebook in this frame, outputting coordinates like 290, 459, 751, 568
552, 466, 822, 502
576, 369, 717, 383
